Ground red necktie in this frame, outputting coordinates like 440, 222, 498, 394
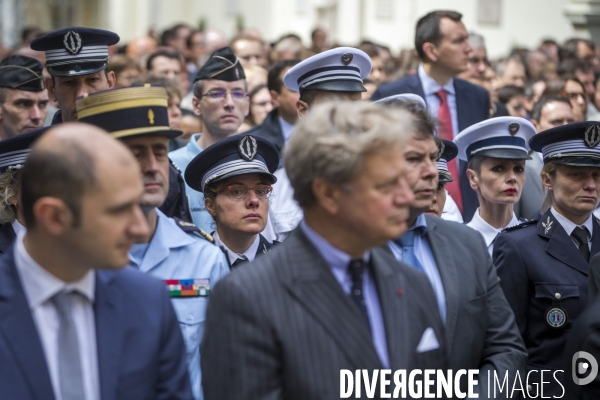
436, 89, 463, 213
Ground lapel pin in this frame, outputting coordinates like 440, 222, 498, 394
396, 289, 404, 296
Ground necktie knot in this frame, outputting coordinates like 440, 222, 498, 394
572, 226, 589, 245
436, 89, 448, 103
52, 290, 77, 317
396, 227, 425, 248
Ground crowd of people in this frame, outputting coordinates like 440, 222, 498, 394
3, 7, 600, 400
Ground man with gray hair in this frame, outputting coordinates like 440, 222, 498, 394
458, 32, 488, 81
201, 101, 447, 399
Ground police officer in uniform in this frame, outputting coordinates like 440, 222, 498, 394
454, 117, 536, 257
494, 121, 600, 397
31, 27, 192, 222
425, 138, 459, 218
76, 85, 229, 400
185, 134, 279, 267
0, 126, 47, 253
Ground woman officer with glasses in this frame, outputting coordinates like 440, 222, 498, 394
185, 134, 280, 267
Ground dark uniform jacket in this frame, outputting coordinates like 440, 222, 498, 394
371, 74, 490, 221
493, 210, 600, 397
244, 108, 285, 155
214, 233, 275, 268
0, 223, 16, 254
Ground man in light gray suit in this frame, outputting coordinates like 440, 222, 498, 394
381, 96, 527, 399
201, 102, 447, 399
515, 95, 574, 219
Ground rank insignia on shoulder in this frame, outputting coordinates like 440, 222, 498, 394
164, 279, 210, 297
173, 217, 215, 243
502, 219, 539, 232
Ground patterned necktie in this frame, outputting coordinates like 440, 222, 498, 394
436, 89, 463, 213
396, 230, 425, 272
571, 226, 591, 262
347, 258, 370, 328
52, 291, 85, 400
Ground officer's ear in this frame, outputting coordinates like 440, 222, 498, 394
296, 99, 309, 119
421, 42, 439, 64
270, 90, 280, 108
205, 197, 216, 217
192, 96, 202, 118
32, 197, 74, 235
106, 71, 116, 89
466, 168, 480, 191
46, 77, 58, 102
311, 177, 344, 214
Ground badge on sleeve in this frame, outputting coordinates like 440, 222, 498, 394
164, 279, 210, 297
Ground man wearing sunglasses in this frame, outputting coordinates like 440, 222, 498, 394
170, 47, 250, 234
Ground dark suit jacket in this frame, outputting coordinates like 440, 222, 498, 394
422, 215, 526, 399
494, 210, 600, 398
201, 227, 447, 399
244, 108, 286, 154
372, 74, 490, 221
0, 249, 193, 400
563, 293, 600, 399
0, 223, 16, 254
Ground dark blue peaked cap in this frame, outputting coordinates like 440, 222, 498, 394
31, 27, 119, 77
185, 134, 279, 193
0, 126, 50, 173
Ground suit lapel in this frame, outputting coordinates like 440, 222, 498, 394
281, 229, 382, 370
453, 80, 470, 132
540, 211, 589, 275
422, 216, 460, 352
94, 271, 124, 400
370, 247, 409, 370
591, 216, 600, 256
409, 74, 426, 102
0, 251, 54, 400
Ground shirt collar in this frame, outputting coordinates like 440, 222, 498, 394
213, 231, 261, 264
278, 115, 295, 142
11, 220, 25, 236
14, 234, 95, 310
468, 208, 520, 247
418, 64, 455, 96
551, 207, 594, 237
299, 220, 369, 274
187, 133, 203, 156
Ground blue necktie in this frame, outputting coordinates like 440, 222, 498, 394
396, 230, 425, 272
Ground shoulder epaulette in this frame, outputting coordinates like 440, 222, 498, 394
502, 219, 539, 233
173, 217, 214, 243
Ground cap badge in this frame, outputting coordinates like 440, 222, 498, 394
148, 109, 155, 125
341, 53, 353, 66
436, 140, 445, 161
584, 123, 600, 148
508, 122, 520, 135
63, 31, 82, 55
239, 136, 258, 161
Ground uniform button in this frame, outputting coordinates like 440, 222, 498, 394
555, 293, 561, 300
188, 313, 194, 321
354, 289, 361, 295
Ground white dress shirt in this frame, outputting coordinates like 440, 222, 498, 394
11, 219, 25, 236
213, 231, 261, 264
467, 208, 520, 257
441, 191, 464, 223
14, 234, 100, 400
418, 64, 459, 138
551, 207, 593, 250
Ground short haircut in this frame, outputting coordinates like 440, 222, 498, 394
133, 73, 184, 99
299, 89, 319, 107
497, 85, 524, 104
468, 32, 486, 50
146, 49, 182, 71
160, 28, 178, 47
284, 102, 412, 209
558, 58, 593, 76
358, 43, 380, 59
560, 38, 595, 62
495, 56, 524, 77
21, 137, 98, 228
107, 54, 141, 77
530, 94, 571, 122
414, 10, 463, 61
467, 156, 485, 174
267, 59, 300, 93
230, 33, 264, 48
377, 98, 437, 140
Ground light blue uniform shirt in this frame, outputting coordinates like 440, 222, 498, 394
169, 134, 214, 233
388, 214, 447, 323
300, 221, 389, 368
128, 209, 230, 400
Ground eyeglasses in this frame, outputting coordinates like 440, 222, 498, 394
200, 90, 248, 102
218, 184, 273, 200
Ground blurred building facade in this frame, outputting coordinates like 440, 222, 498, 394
1, 0, 599, 57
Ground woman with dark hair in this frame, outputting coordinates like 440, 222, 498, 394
454, 116, 536, 257
494, 121, 600, 397
238, 84, 273, 132
184, 134, 279, 267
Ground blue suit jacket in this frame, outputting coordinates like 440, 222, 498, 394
372, 73, 490, 221
0, 248, 193, 400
